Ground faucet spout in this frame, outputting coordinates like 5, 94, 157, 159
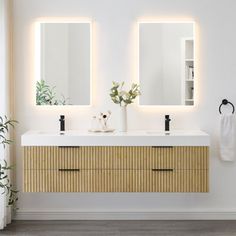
59, 115, 65, 132
165, 115, 171, 132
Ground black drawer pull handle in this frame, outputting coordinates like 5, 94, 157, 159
152, 168, 174, 172
58, 146, 80, 148
58, 169, 80, 172
152, 146, 173, 148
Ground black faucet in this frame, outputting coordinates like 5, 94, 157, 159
59, 115, 65, 132
165, 115, 171, 132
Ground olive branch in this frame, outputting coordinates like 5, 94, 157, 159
109, 81, 141, 106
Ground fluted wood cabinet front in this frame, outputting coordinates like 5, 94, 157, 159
23, 146, 209, 192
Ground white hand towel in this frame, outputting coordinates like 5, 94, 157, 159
220, 114, 235, 161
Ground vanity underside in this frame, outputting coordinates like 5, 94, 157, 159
23, 146, 209, 193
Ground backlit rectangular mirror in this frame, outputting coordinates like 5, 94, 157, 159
138, 22, 195, 106
36, 22, 91, 105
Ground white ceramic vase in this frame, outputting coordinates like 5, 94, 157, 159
120, 106, 127, 132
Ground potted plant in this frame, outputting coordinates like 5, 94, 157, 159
110, 82, 141, 132
0, 116, 18, 207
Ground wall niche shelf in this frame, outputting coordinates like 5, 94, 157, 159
182, 38, 194, 105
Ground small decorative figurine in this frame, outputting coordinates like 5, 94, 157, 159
99, 110, 111, 130
89, 110, 114, 132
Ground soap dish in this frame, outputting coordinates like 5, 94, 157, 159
102, 128, 115, 133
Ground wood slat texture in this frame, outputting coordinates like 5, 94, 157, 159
24, 170, 208, 193
23, 146, 209, 193
23, 146, 208, 170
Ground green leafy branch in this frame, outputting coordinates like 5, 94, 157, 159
0, 116, 17, 147
110, 81, 141, 106
0, 116, 18, 207
36, 80, 69, 105
0, 160, 18, 206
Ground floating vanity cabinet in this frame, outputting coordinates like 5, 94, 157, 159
23, 145, 209, 193
22, 131, 210, 193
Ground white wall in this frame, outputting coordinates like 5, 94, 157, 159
13, 0, 236, 219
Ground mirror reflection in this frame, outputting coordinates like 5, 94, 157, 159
139, 22, 195, 106
36, 22, 91, 105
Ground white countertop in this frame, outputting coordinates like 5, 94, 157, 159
21, 130, 210, 146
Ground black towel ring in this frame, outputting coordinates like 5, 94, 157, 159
219, 99, 235, 114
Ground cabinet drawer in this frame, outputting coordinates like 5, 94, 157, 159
23, 146, 153, 170
149, 169, 208, 192
24, 169, 208, 193
145, 146, 208, 170
23, 146, 209, 170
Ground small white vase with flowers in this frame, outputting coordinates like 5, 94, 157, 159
109, 81, 141, 132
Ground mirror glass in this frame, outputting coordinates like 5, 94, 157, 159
36, 22, 91, 105
139, 22, 195, 106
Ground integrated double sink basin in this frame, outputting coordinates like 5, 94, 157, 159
21, 130, 210, 147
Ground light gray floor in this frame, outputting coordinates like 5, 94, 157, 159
1, 220, 236, 236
